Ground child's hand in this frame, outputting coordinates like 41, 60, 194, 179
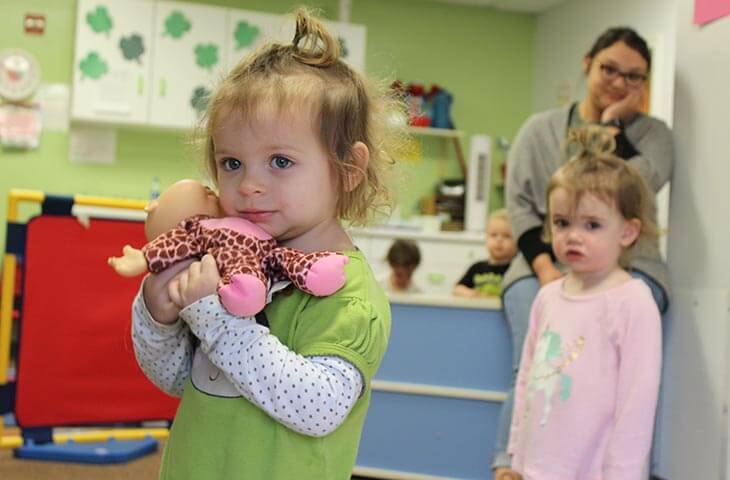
536, 264, 563, 286
143, 258, 196, 325
168, 254, 221, 309
531, 254, 564, 286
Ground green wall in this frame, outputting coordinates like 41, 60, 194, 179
353, 0, 534, 216
0, 0, 533, 253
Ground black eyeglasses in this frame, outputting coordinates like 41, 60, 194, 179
599, 63, 647, 86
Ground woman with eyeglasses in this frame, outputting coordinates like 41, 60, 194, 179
493, 27, 673, 480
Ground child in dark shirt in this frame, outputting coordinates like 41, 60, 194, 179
454, 209, 517, 297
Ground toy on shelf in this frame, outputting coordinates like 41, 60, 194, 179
405, 82, 431, 127
392, 81, 455, 130
426, 84, 454, 129
108, 179, 349, 317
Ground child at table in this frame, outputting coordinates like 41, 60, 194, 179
454, 209, 517, 297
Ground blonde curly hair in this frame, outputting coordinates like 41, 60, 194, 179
197, 8, 406, 225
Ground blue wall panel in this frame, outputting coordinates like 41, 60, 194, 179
357, 390, 499, 479
357, 304, 510, 478
376, 304, 511, 391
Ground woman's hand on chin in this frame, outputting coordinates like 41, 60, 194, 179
601, 86, 644, 122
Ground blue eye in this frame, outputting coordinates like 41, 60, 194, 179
271, 155, 293, 169
222, 157, 241, 171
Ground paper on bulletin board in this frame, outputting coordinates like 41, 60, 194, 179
694, 0, 730, 25
69, 126, 117, 164
0, 103, 42, 150
36, 83, 70, 132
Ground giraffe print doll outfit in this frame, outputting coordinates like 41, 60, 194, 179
142, 215, 349, 317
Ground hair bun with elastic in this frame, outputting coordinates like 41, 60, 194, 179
566, 125, 617, 162
291, 9, 340, 67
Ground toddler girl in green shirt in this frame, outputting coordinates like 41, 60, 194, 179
132, 9, 404, 479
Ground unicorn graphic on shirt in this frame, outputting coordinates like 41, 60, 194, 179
526, 329, 584, 425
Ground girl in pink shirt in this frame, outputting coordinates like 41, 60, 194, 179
508, 126, 662, 480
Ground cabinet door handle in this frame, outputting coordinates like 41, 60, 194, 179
159, 78, 166, 97
137, 75, 144, 95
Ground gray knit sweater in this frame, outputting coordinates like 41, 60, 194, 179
503, 103, 674, 297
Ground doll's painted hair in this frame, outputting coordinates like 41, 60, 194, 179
544, 126, 657, 265
200, 8, 404, 225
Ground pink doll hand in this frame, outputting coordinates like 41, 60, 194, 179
304, 254, 349, 296
218, 273, 267, 317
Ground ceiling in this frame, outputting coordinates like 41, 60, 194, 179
423, 0, 570, 13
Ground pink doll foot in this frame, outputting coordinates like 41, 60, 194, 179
305, 254, 349, 296
218, 274, 267, 317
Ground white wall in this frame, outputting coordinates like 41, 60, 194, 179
533, 0, 677, 125
660, 1, 730, 478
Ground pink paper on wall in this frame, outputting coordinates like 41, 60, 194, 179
694, 0, 730, 25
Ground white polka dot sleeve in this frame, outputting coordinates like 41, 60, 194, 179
131, 287, 193, 397
179, 295, 364, 437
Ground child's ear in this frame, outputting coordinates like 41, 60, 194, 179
344, 141, 370, 193
620, 218, 642, 247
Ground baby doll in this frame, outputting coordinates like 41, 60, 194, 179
108, 179, 348, 317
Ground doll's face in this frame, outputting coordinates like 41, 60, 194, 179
144, 179, 222, 239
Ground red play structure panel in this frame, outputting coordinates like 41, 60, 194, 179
15, 215, 179, 427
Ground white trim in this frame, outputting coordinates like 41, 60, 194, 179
71, 205, 146, 223
372, 379, 507, 402
386, 292, 501, 310
407, 126, 464, 138
353, 465, 458, 480
349, 226, 485, 244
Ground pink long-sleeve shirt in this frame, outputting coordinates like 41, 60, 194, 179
508, 278, 661, 480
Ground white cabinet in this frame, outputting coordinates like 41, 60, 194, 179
72, 2, 367, 130
225, 10, 286, 73
148, 2, 229, 129
71, 0, 154, 124
323, 20, 366, 73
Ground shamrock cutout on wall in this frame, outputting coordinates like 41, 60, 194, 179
194, 44, 219, 70
79, 52, 108, 80
164, 11, 192, 39
234, 21, 260, 49
120, 34, 145, 64
86, 6, 113, 36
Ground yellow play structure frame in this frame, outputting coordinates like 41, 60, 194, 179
0, 189, 169, 448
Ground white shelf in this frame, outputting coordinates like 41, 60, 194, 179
348, 226, 484, 244
407, 126, 467, 177
407, 126, 463, 138
387, 292, 501, 310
